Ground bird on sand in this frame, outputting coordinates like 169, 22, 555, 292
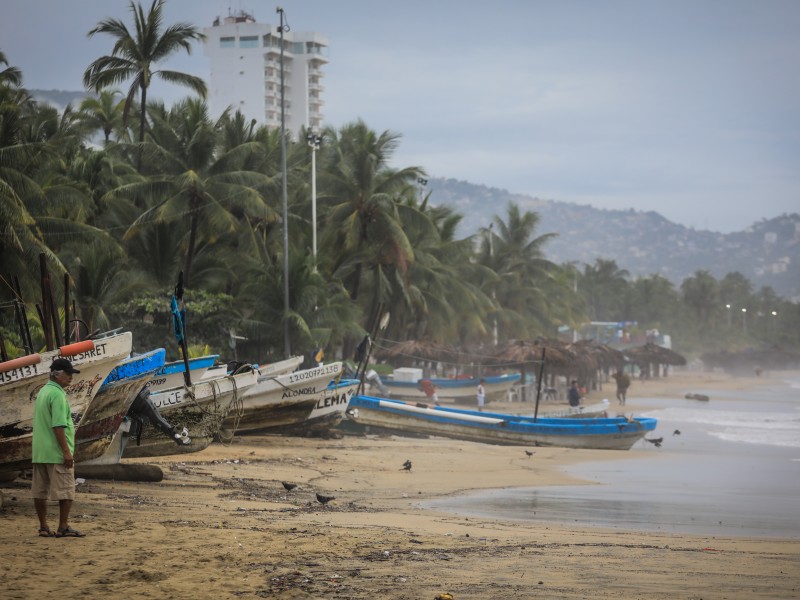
401, 459, 412, 471
316, 492, 335, 505
644, 437, 663, 448
524, 450, 535, 457
673, 429, 681, 436
282, 481, 297, 491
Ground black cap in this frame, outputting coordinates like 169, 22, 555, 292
51, 357, 80, 374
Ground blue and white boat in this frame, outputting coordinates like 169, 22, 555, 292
378, 372, 521, 402
346, 395, 657, 450
76, 348, 168, 464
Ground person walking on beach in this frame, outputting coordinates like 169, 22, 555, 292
568, 380, 582, 407
31, 358, 85, 538
612, 369, 631, 405
477, 378, 486, 411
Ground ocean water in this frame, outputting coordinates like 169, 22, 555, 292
423, 375, 800, 539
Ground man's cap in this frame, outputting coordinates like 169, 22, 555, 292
51, 357, 80, 374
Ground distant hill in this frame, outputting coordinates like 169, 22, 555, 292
19, 99, 800, 301
428, 178, 800, 301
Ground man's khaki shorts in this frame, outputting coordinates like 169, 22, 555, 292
31, 463, 76, 501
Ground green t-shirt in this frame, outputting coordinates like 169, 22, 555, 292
32, 380, 75, 463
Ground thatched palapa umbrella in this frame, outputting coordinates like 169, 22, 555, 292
374, 338, 458, 370
624, 343, 686, 378
489, 338, 576, 404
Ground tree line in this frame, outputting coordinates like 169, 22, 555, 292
1, 1, 798, 365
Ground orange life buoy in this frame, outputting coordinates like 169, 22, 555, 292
59, 340, 95, 357
0, 353, 42, 373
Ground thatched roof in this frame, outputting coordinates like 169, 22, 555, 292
373, 338, 458, 363
568, 339, 627, 370
489, 338, 574, 369
623, 343, 686, 366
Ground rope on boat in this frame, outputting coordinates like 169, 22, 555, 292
217, 374, 244, 446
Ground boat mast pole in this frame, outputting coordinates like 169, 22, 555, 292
277, 6, 291, 358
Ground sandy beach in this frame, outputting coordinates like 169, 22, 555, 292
1, 370, 799, 599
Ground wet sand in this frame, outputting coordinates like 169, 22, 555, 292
1, 370, 799, 599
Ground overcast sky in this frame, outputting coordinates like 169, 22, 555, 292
3, 0, 798, 232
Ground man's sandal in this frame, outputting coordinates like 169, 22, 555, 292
38, 527, 55, 537
55, 526, 85, 538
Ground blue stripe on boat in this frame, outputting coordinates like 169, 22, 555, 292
101, 348, 167, 388
152, 354, 219, 376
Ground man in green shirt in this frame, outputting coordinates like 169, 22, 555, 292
31, 357, 85, 538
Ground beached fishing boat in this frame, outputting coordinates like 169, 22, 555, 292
0, 330, 134, 472
122, 368, 258, 459
201, 355, 303, 382
378, 371, 521, 402
346, 395, 657, 450
143, 354, 219, 393
219, 362, 348, 436
235, 377, 361, 437
538, 399, 610, 418
72, 347, 167, 464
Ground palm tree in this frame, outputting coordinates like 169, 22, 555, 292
83, 0, 207, 163
393, 199, 495, 345
480, 203, 561, 338
107, 98, 272, 287
319, 120, 423, 306
627, 274, 680, 327
680, 270, 719, 330
0, 57, 64, 299
579, 259, 630, 321
60, 240, 148, 334
0, 51, 22, 87
78, 89, 126, 143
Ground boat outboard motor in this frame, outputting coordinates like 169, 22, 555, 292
128, 388, 191, 446
365, 369, 388, 396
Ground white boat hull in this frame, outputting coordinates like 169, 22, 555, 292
0, 332, 133, 472
379, 373, 520, 402
123, 370, 257, 458
220, 362, 344, 434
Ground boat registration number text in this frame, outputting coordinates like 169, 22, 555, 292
0, 363, 42, 384
286, 364, 339, 384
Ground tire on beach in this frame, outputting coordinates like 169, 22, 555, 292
75, 463, 164, 482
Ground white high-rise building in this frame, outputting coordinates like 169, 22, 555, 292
203, 11, 328, 136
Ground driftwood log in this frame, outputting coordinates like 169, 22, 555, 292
75, 463, 164, 482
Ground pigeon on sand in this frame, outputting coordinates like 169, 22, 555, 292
316, 492, 335, 505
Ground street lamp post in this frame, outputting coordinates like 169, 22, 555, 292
307, 131, 322, 269
741, 307, 747, 335
725, 303, 731, 327
277, 6, 291, 357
